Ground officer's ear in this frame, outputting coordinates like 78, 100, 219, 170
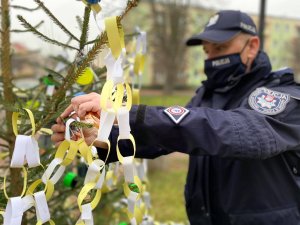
247, 36, 260, 60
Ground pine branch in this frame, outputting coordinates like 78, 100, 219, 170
11, 20, 44, 33
33, 0, 80, 42
33, 0, 140, 132
35, 34, 108, 131
76, 15, 83, 31
79, 6, 91, 50
17, 15, 79, 51
85, 38, 99, 45
119, 0, 140, 21
10, 5, 41, 11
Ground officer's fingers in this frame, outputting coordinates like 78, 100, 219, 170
71, 92, 100, 106
82, 127, 98, 146
77, 102, 101, 118
55, 141, 62, 148
51, 132, 65, 144
59, 104, 74, 121
51, 124, 66, 133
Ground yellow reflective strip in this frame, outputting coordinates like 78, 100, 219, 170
116, 134, 136, 163
105, 17, 122, 59
3, 166, 27, 199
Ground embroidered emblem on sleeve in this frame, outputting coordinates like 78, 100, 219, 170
164, 106, 190, 124
248, 87, 290, 115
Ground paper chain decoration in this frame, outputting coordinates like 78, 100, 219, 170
0, 1, 186, 225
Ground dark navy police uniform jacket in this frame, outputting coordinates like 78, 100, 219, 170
98, 52, 300, 225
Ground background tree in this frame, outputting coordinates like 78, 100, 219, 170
149, 0, 190, 94
291, 29, 300, 82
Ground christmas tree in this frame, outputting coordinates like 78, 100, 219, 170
0, 0, 142, 224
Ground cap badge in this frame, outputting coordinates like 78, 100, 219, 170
206, 14, 219, 27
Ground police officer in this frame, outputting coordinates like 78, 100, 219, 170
52, 10, 300, 225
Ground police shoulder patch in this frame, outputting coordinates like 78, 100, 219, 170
164, 106, 190, 124
248, 87, 290, 115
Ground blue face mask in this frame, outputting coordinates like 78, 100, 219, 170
203, 40, 250, 92
203, 53, 247, 91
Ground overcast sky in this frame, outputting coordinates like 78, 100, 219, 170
7, 0, 300, 55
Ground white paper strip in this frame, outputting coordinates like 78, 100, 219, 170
42, 158, 66, 185
117, 107, 131, 139
10, 135, 40, 168
3, 197, 23, 225
81, 204, 94, 225
34, 191, 51, 223
97, 110, 115, 142
123, 156, 135, 183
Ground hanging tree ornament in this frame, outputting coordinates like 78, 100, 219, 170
75, 51, 95, 86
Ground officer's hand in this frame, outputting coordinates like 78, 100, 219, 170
51, 121, 65, 147
58, 92, 101, 122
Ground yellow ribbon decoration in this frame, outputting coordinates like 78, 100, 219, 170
26, 179, 54, 201
12, 108, 36, 136
133, 53, 146, 76
39, 128, 53, 135
36, 219, 55, 225
55, 140, 78, 166
0, 152, 9, 160
105, 17, 123, 59
100, 80, 125, 112
3, 167, 27, 199
77, 182, 102, 211
132, 88, 140, 105
116, 134, 136, 164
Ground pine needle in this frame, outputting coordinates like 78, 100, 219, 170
17, 15, 79, 51
33, 0, 80, 42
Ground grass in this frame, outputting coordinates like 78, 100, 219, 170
140, 93, 191, 107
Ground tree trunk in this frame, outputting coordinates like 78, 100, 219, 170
1, 2, 25, 224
